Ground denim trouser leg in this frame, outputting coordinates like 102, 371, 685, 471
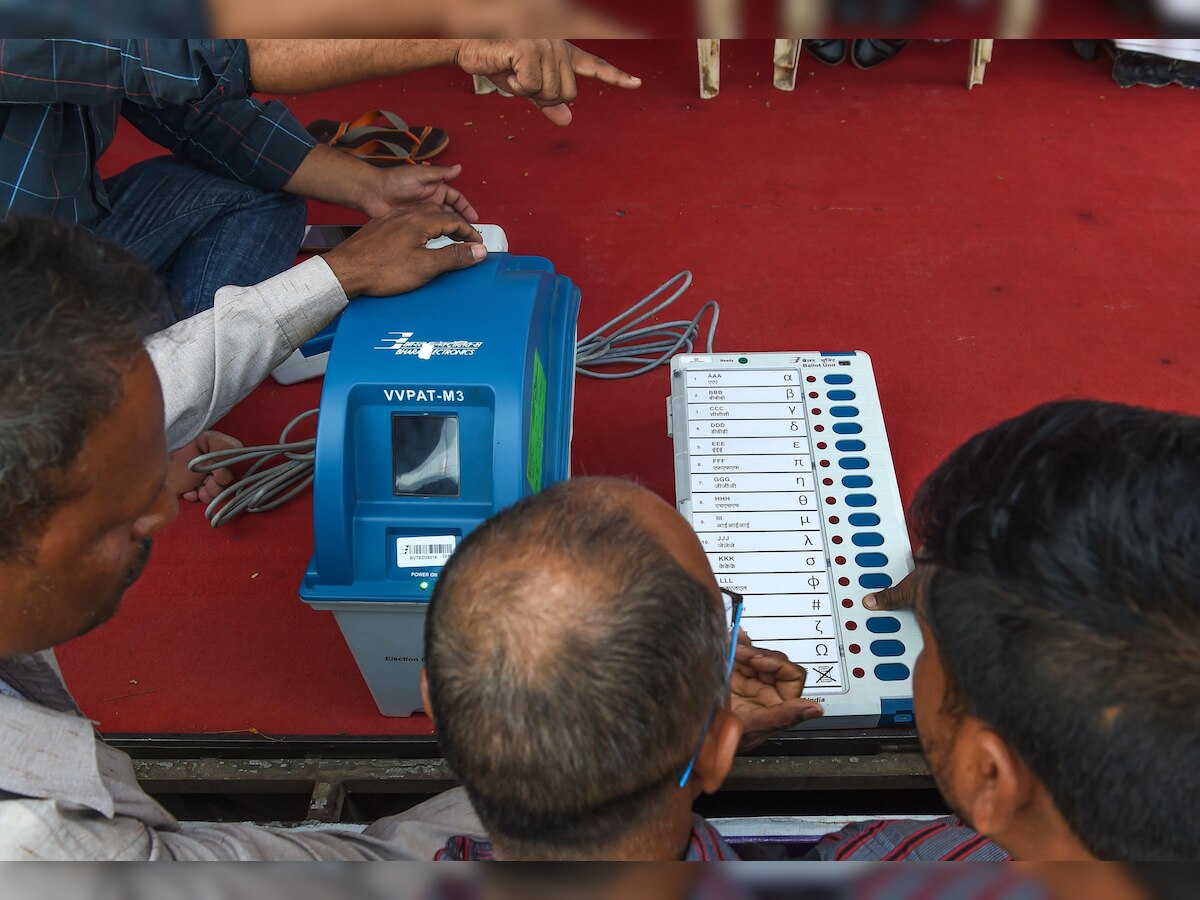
90, 155, 307, 322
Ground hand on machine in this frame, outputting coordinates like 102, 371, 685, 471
864, 571, 917, 612
321, 203, 487, 298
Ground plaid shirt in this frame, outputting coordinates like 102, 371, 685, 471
0, 39, 315, 224
810, 816, 1011, 862
433, 814, 739, 861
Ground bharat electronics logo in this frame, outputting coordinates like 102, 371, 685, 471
373, 331, 483, 359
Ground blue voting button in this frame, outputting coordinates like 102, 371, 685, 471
824, 374, 853, 384
875, 663, 911, 681
852, 532, 884, 547
839, 457, 869, 470
835, 439, 866, 452
832, 423, 863, 434
860, 573, 893, 589
827, 390, 856, 401
865, 616, 902, 634
846, 494, 877, 507
830, 406, 859, 417
848, 513, 881, 526
855, 552, 888, 568
842, 475, 873, 488
870, 640, 906, 658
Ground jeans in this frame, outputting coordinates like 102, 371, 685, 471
91, 155, 307, 323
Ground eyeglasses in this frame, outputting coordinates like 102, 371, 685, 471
678, 588, 745, 789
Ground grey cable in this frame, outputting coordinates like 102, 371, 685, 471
575, 271, 720, 379
189, 408, 317, 527
194, 271, 719, 525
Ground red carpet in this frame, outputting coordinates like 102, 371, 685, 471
64, 40, 1200, 736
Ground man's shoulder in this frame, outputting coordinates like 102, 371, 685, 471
809, 816, 1010, 861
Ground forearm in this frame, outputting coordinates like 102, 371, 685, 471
146, 257, 348, 450
282, 143, 377, 213
245, 39, 460, 93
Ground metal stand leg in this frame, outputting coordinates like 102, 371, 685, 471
774, 39, 802, 91
969, 39, 995, 89
699, 39, 721, 100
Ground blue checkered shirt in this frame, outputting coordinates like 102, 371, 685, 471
0, 39, 315, 224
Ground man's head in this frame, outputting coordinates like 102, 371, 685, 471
0, 216, 177, 656
423, 477, 743, 860
908, 399, 1200, 861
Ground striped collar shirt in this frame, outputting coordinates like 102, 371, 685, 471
810, 816, 1011, 862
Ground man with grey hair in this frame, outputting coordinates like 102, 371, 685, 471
421, 476, 825, 861
0, 213, 488, 859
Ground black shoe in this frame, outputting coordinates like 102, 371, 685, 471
806, 40, 849, 66
1112, 49, 1200, 88
851, 39, 909, 70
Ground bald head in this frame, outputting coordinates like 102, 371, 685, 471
424, 478, 727, 857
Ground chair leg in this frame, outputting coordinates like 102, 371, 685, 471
968, 39, 994, 89
773, 39, 802, 91
699, 39, 721, 99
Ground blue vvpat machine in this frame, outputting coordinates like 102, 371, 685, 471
300, 253, 580, 716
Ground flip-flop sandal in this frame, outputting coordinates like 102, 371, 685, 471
338, 137, 439, 168
307, 109, 449, 162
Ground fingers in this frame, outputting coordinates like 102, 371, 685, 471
414, 163, 462, 184
508, 41, 547, 95
863, 570, 918, 611
496, 40, 579, 125
539, 103, 573, 126
734, 645, 807, 701
440, 186, 479, 224
197, 475, 224, 505
429, 240, 487, 274
539, 46, 563, 109
755, 699, 824, 729
735, 700, 825, 752
568, 46, 642, 89
324, 203, 486, 298
418, 207, 482, 243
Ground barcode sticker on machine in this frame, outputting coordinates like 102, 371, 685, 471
396, 535, 457, 568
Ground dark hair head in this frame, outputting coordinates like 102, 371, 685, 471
425, 477, 727, 857
0, 215, 167, 559
913, 399, 1200, 860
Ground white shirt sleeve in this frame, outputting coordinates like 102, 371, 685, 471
144, 257, 347, 451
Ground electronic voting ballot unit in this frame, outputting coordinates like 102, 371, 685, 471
668, 352, 919, 727
300, 253, 580, 717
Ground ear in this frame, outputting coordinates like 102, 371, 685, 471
694, 708, 743, 796
959, 723, 1033, 837
419, 668, 435, 725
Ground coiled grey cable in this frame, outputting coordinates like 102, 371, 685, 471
189, 408, 317, 527
195, 272, 719, 525
575, 271, 720, 379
